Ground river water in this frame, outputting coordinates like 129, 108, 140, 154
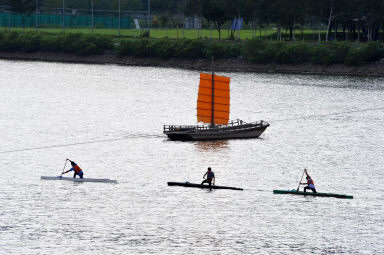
0, 60, 383, 254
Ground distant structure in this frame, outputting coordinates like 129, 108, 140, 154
134, 18, 140, 29
185, 16, 201, 29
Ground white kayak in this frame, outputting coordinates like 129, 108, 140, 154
41, 176, 117, 183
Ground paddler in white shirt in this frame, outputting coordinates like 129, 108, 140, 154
301, 169, 317, 193
201, 167, 215, 187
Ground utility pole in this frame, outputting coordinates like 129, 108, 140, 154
35, 0, 38, 32
326, 0, 334, 42
8, 11, 10, 31
62, 0, 65, 33
91, 0, 94, 33
147, 0, 150, 36
118, 0, 121, 37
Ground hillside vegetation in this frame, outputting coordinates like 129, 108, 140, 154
1, 31, 383, 66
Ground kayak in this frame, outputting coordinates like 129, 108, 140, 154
273, 189, 353, 199
168, 182, 243, 190
41, 176, 117, 183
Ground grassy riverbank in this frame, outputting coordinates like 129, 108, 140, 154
1, 31, 383, 73
1, 27, 332, 41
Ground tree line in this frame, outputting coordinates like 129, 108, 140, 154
1, 0, 384, 41
185, 0, 384, 41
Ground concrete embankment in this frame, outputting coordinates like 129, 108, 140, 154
1, 51, 384, 76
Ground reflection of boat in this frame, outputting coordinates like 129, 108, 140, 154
168, 182, 243, 191
41, 176, 117, 183
163, 70, 269, 141
273, 190, 353, 199
195, 140, 229, 151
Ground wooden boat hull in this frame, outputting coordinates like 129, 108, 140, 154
41, 176, 117, 183
168, 182, 243, 190
164, 121, 269, 141
273, 189, 353, 199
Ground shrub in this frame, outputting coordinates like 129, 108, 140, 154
275, 43, 311, 64
169, 39, 206, 59
117, 39, 151, 57
344, 47, 366, 66
241, 40, 266, 62
132, 39, 150, 57
2, 31, 383, 66
310, 42, 350, 65
81, 34, 113, 55
328, 42, 351, 64
344, 43, 384, 66
205, 42, 240, 59
227, 44, 241, 58
90, 34, 113, 51
242, 41, 284, 63
311, 45, 331, 65
182, 40, 206, 59
263, 42, 284, 63
56, 33, 83, 53
152, 39, 176, 59
140, 30, 149, 38
52, 33, 113, 55
0, 32, 5, 50
1, 31, 21, 52
40, 36, 61, 52
117, 39, 135, 56
363, 42, 384, 62
19, 33, 41, 52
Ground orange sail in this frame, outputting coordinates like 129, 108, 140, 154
197, 73, 230, 125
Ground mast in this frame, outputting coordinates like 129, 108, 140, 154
211, 56, 215, 127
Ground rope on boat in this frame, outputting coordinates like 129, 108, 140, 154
269, 106, 384, 123
0, 134, 161, 154
0, 107, 382, 154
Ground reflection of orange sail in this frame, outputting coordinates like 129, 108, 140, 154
195, 140, 229, 151
197, 73, 230, 125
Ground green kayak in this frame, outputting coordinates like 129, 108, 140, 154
273, 189, 353, 199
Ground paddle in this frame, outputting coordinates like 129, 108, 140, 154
296, 169, 305, 191
60, 159, 68, 178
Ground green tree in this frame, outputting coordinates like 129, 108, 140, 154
199, 0, 232, 40
184, 0, 201, 17
6, 0, 36, 14
6, 0, 42, 30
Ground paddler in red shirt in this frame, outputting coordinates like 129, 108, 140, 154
63, 159, 84, 179
201, 167, 215, 187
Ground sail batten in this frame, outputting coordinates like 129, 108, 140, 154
197, 99, 229, 105
197, 73, 230, 125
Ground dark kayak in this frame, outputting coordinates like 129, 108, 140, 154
168, 182, 243, 191
273, 189, 353, 199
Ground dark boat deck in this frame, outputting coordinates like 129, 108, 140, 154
164, 119, 267, 133
168, 182, 243, 190
163, 119, 269, 141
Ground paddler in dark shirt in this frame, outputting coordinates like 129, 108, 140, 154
201, 167, 215, 187
63, 159, 84, 179
301, 169, 316, 193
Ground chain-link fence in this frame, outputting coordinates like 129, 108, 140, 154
0, 12, 133, 29
0, 4, 150, 36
